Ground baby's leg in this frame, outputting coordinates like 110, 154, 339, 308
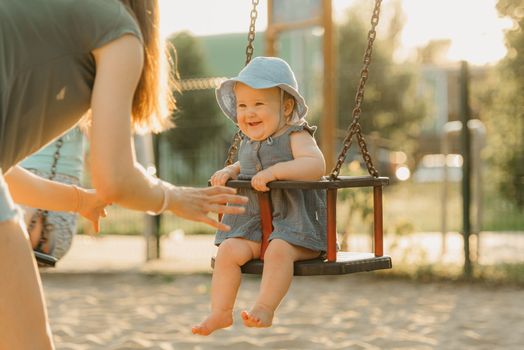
242, 239, 319, 328
192, 238, 260, 336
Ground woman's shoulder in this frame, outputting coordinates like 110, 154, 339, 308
74, 0, 144, 50
0, 0, 140, 52
9, 0, 144, 53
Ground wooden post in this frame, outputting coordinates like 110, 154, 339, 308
150, 134, 161, 259
321, 0, 336, 172
373, 186, 384, 257
460, 60, 473, 278
266, 0, 276, 56
258, 192, 273, 260
327, 189, 337, 262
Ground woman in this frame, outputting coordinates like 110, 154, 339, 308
0, 0, 246, 348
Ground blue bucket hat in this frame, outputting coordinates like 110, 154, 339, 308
216, 56, 308, 125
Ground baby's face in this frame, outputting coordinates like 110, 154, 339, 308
234, 83, 283, 141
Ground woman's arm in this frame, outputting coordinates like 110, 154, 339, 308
251, 130, 326, 191
90, 35, 246, 230
4, 166, 107, 231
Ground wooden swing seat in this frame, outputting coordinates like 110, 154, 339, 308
213, 252, 392, 276
34, 250, 58, 267
212, 175, 392, 276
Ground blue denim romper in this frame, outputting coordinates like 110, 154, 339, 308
215, 123, 327, 252
0, 169, 21, 222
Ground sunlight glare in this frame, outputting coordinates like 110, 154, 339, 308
395, 166, 411, 181
401, 0, 512, 64
159, 0, 512, 65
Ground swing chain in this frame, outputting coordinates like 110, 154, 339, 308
225, 0, 259, 166
245, 0, 259, 66
330, 0, 382, 180
27, 137, 64, 251
224, 130, 242, 166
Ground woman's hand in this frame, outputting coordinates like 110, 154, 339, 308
167, 185, 248, 231
251, 169, 276, 192
76, 187, 108, 233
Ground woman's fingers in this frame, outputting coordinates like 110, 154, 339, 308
87, 206, 107, 234
168, 185, 249, 230
203, 185, 237, 195
202, 192, 247, 214
91, 219, 100, 233
204, 203, 245, 215
196, 215, 231, 232
208, 193, 248, 205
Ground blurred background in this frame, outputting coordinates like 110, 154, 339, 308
80, 0, 523, 281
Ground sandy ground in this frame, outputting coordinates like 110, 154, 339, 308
48, 231, 524, 274
38, 233, 524, 349
41, 273, 524, 350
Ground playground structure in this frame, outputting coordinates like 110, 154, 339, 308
441, 119, 486, 260
59, 1, 520, 279
211, 0, 392, 276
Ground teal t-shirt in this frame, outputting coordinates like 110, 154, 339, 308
20, 127, 85, 179
0, 0, 143, 171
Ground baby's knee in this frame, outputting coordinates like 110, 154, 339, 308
216, 238, 256, 265
265, 239, 295, 262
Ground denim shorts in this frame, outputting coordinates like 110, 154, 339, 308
0, 169, 21, 222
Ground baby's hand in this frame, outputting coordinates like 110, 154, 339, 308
251, 169, 276, 192
76, 187, 108, 233
210, 168, 237, 186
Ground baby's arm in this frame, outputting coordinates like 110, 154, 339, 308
251, 130, 326, 191
210, 161, 241, 186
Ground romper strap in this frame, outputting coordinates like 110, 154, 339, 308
286, 121, 317, 137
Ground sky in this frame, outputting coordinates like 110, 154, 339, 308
158, 0, 513, 65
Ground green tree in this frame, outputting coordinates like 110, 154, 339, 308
162, 32, 229, 184
166, 32, 226, 152
336, 1, 426, 160
478, 0, 524, 208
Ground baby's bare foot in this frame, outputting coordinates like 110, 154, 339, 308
192, 311, 233, 336
240, 304, 274, 328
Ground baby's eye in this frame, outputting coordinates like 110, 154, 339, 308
255, 102, 264, 106
237, 103, 246, 108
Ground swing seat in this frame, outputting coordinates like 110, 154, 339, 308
212, 175, 392, 276
34, 250, 58, 267
212, 252, 392, 276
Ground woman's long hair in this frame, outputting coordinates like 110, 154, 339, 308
120, 0, 176, 133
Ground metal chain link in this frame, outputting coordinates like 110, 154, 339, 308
224, 130, 243, 166
49, 138, 63, 180
330, 0, 382, 180
225, 0, 259, 166
28, 137, 64, 250
245, 0, 259, 66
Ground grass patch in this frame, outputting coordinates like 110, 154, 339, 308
340, 180, 524, 234
83, 179, 522, 236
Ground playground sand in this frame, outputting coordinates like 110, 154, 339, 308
41, 272, 524, 350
